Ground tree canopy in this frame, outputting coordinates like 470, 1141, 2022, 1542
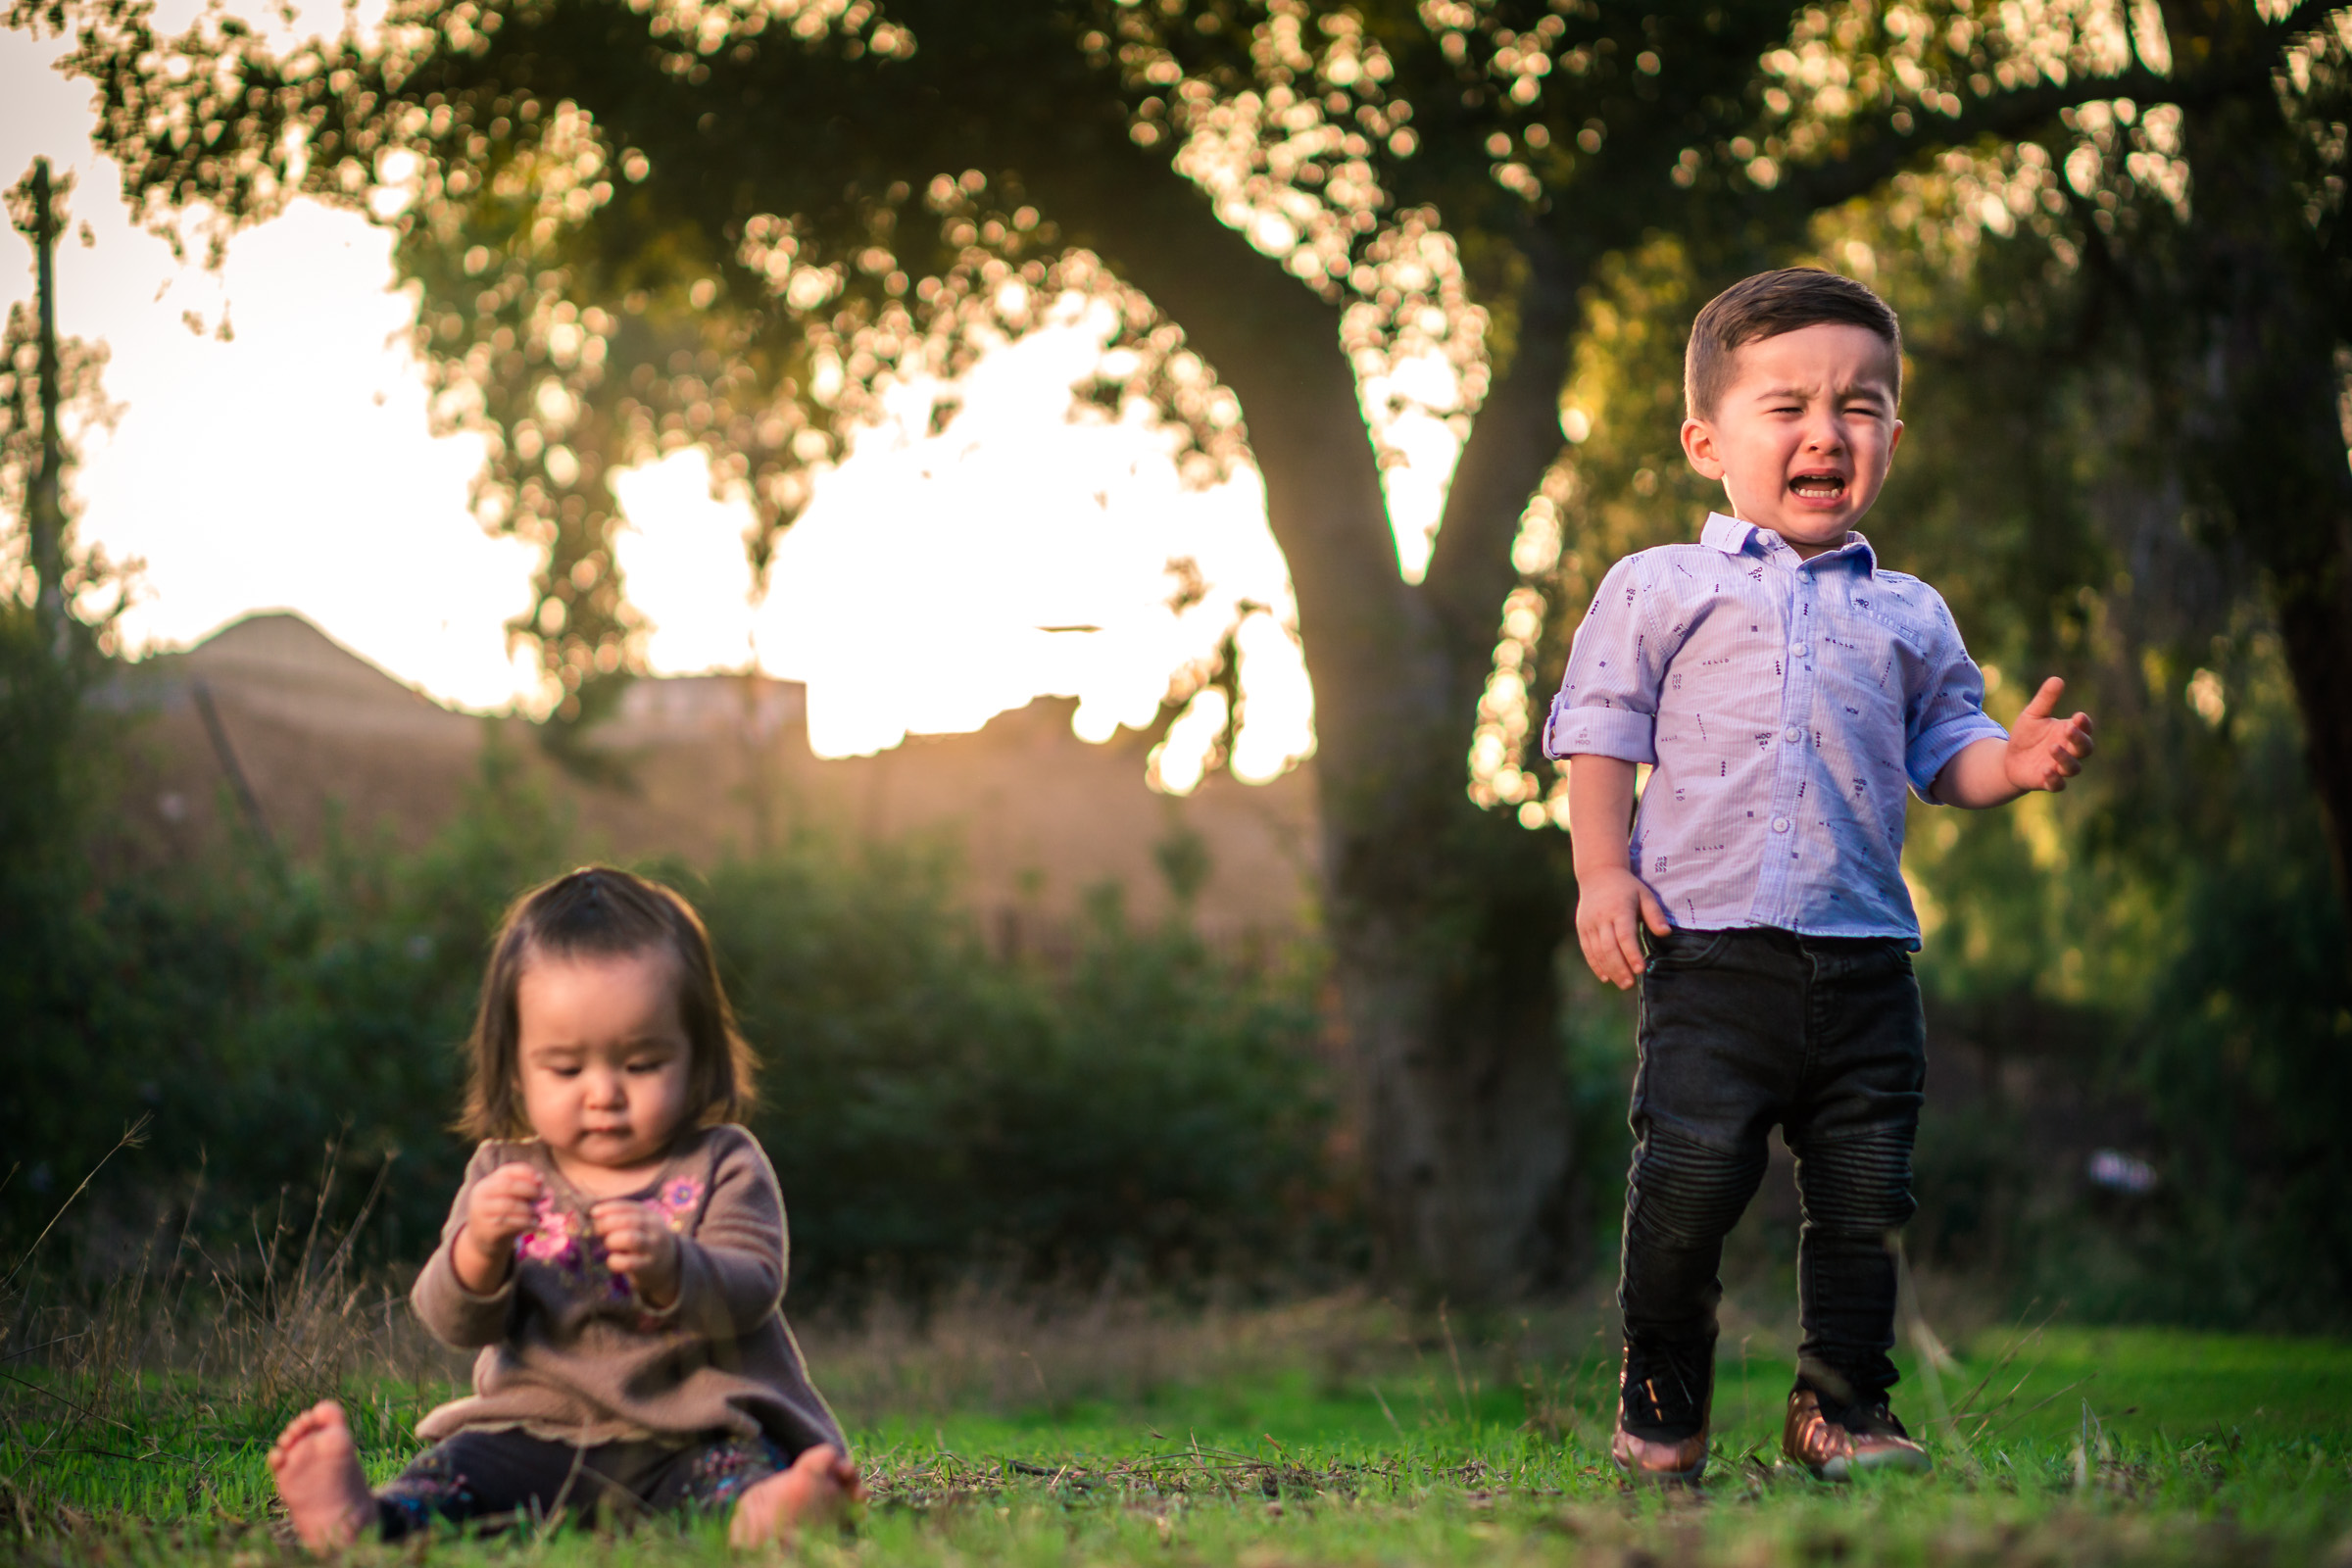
15, 0, 2349, 1298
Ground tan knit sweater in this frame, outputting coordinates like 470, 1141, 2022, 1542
410, 1124, 847, 1454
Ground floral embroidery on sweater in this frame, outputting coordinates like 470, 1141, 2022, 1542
513, 1173, 708, 1304
655, 1176, 704, 1227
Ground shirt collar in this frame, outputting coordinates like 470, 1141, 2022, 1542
1700, 512, 1878, 573
1700, 512, 1755, 555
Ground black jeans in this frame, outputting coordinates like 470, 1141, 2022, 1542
373, 1428, 792, 1540
1617, 926, 1926, 1442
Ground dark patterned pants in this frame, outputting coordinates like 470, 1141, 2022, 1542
1618, 926, 1927, 1442
374, 1428, 794, 1540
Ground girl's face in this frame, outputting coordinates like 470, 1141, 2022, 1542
514, 946, 696, 1177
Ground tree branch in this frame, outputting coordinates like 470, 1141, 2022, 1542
1005, 97, 1452, 769
1766, 62, 2258, 218
1420, 222, 1581, 671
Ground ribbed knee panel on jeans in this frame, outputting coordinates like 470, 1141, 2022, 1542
1616, 1127, 1768, 1438
1792, 1131, 1917, 1236
1791, 1129, 1917, 1408
1626, 1127, 1770, 1252
1622, 1129, 1769, 1325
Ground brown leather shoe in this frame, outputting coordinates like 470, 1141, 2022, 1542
1782, 1388, 1932, 1479
1611, 1345, 1711, 1483
1611, 1420, 1709, 1483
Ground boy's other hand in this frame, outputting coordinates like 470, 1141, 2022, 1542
591, 1198, 682, 1308
1576, 865, 1672, 991
2004, 676, 2096, 793
454, 1161, 544, 1293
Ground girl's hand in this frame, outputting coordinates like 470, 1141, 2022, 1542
455, 1162, 544, 1294
591, 1199, 682, 1308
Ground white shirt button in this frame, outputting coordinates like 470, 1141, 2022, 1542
1784, 726, 1802, 743
1793, 643, 1810, 658
1771, 816, 1790, 834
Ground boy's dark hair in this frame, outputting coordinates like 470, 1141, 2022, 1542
1685, 268, 1901, 419
461, 865, 758, 1142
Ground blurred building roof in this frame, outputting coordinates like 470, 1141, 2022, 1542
104, 612, 1319, 942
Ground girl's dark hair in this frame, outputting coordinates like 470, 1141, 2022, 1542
461, 865, 758, 1142
1685, 267, 1901, 419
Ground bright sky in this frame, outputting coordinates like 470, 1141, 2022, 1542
0, 15, 1394, 783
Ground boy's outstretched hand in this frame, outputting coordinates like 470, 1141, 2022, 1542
1933, 676, 2095, 808
2004, 676, 2096, 792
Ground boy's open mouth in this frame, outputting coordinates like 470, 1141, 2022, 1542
1788, 471, 1847, 501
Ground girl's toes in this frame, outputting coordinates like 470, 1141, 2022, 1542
269, 1402, 373, 1552
727, 1448, 856, 1549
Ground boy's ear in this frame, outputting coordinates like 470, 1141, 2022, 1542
1681, 416, 1726, 480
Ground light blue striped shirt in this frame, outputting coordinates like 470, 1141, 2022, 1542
1542, 513, 2006, 943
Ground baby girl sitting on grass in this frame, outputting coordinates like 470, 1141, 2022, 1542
269, 866, 861, 1548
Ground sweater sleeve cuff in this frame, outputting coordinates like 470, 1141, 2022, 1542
1542, 698, 1657, 764
413, 1242, 515, 1345
631, 1237, 710, 1326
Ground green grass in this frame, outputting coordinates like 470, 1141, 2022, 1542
9, 1317, 2351, 1566
877, 1324, 2352, 1452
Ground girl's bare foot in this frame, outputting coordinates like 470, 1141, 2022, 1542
728, 1444, 863, 1549
268, 1400, 375, 1551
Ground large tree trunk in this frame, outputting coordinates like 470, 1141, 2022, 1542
1256, 377, 1580, 1294
1039, 148, 1585, 1298
1250, 360, 1583, 1297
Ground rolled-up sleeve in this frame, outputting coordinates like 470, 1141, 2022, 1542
1543, 553, 1667, 763
1902, 592, 2008, 798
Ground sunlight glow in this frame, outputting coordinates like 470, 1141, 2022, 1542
4, 24, 1318, 784
610, 449, 761, 676
746, 315, 1313, 784
3, 32, 540, 708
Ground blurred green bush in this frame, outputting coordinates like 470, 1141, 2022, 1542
7, 556, 2347, 1326
0, 615, 1333, 1297
701, 854, 1333, 1298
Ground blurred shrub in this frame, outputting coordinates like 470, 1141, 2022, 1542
2099, 672, 2352, 1328
3, 726, 577, 1264
1894, 634, 2352, 1331
698, 859, 1331, 1298
2, 668, 1333, 1298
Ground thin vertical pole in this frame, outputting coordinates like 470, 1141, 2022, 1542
190, 677, 281, 864
27, 157, 66, 648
